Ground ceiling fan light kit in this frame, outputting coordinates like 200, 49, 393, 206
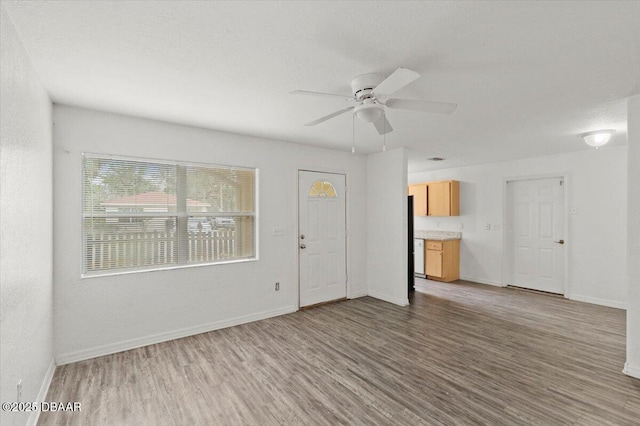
353, 102, 383, 123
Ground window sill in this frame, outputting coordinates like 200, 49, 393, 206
80, 257, 258, 279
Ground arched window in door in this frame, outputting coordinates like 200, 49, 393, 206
309, 180, 337, 197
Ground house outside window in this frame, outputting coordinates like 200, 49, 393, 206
82, 153, 256, 275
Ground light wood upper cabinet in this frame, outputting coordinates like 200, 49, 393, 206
408, 180, 460, 216
408, 184, 428, 216
427, 180, 459, 216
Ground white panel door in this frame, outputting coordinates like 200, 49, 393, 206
507, 178, 564, 294
298, 171, 346, 307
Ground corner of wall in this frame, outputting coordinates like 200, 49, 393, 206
626, 94, 640, 375
623, 362, 640, 380
26, 360, 56, 426
1, 6, 54, 426
365, 148, 409, 306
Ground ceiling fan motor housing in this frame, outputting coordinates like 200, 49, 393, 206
351, 74, 385, 123
351, 73, 383, 100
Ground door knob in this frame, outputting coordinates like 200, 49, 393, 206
554, 239, 565, 245
300, 244, 306, 249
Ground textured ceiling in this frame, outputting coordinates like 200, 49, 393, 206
3, 1, 639, 172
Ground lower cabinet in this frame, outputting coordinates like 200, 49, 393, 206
425, 239, 460, 282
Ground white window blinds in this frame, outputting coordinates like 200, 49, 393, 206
82, 154, 256, 275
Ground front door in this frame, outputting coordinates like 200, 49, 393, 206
298, 171, 346, 307
507, 177, 565, 294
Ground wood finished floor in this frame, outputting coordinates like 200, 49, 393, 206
40, 280, 640, 425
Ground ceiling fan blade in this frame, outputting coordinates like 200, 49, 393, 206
385, 98, 457, 115
373, 67, 421, 97
305, 106, 354, 126
372, 114, 393, 135
291, 90, 353, 101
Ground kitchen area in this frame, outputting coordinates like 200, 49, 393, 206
409, 180, 461, 284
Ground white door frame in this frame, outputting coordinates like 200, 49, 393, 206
501, 173, 570, 298
296, 168, 349, 309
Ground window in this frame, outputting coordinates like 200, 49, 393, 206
308, 180, 337, 197
82, 154, 256, 275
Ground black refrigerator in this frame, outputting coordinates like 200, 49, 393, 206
408, 195, 415, 297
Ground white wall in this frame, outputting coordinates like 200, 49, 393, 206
366, 148, 409, 306
52, 105, 368, 363
625, 95, 640, 379
0, 6, 54, 426
410, 146, 627, 309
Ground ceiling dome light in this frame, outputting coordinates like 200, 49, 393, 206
580, 129, 615, 149
353, 103, 383, 123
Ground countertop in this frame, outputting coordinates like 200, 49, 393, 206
414, 230, 462, 241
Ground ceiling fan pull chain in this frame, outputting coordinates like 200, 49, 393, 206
352, 113, 356, 154
382, 110, 387, 152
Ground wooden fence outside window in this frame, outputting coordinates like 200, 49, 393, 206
85, 229, 236, 272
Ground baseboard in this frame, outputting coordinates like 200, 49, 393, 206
416, 279, 627, 310
460, 275, 503, 286
569, 294, 627, 310
27, 359, 56, 426
368, 289, 409, 306
415, 277, 501, 293
349, 289, 367, 299
56, 305, 297, 365
623, 362, 640, 379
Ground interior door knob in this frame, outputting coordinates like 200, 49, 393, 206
300, 244, 306, 249
554, 239, 565, 244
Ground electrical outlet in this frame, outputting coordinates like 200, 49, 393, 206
484, 223, 491, 231
17, 380, 22, 403
275, 282, 280, 291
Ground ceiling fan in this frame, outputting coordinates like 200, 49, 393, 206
291, 67, 457, 135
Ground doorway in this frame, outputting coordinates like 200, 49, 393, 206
506, 177, 565, 294
298, 170, 347, 307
